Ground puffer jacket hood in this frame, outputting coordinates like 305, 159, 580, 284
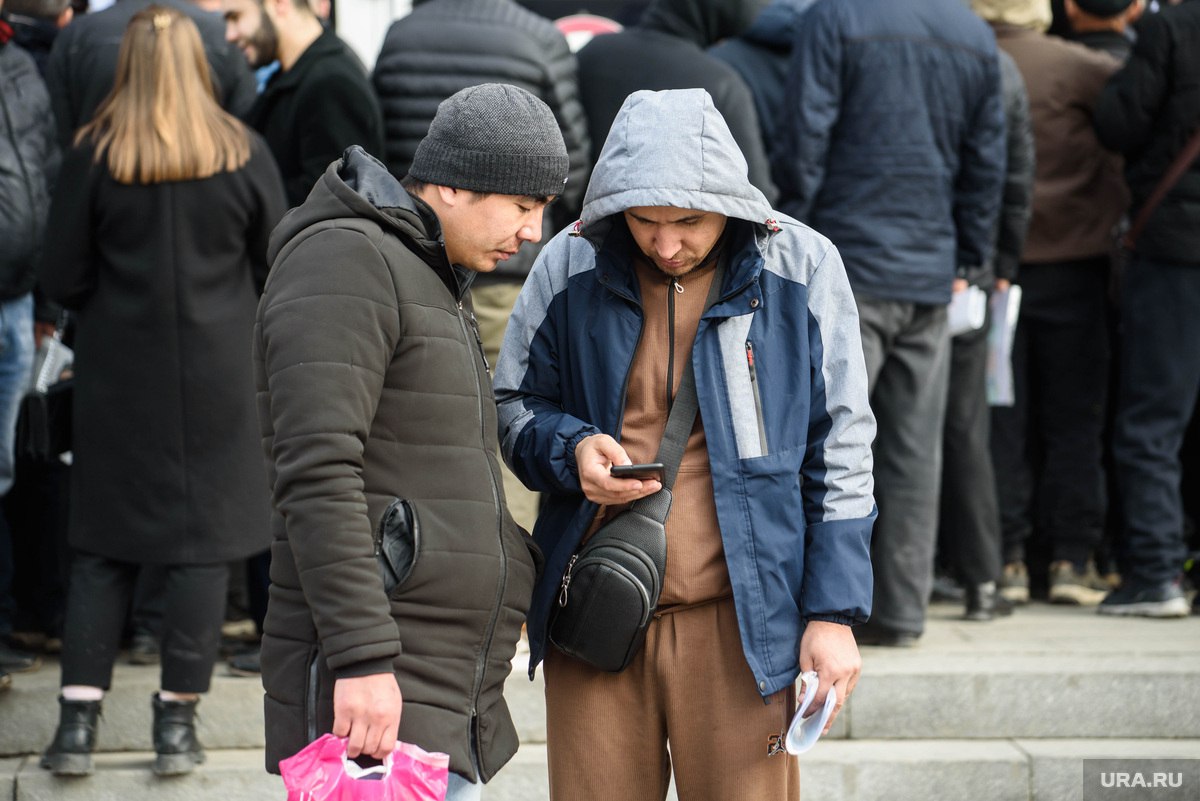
580, 88, 774, 236
269, 146, 472, 299
640, 0, 769, 47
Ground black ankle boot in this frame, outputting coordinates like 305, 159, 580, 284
40, 696, 102, 776
152, 693, 205, 776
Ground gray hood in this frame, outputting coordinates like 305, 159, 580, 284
580, 89, 774, 235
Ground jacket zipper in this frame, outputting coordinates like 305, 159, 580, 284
457, 299, 506, 780
305, 648, 320, 743
666, 278, 682, 412
745, 341, 769, 456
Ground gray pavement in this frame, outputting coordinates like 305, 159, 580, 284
0, 600, 1197, 800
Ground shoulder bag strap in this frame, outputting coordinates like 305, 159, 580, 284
1124, 125, 1200, 250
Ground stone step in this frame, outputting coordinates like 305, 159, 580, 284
4, 739, 1199, 801
3, 603, 1197, 756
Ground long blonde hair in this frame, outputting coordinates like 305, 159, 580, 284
76, 5, 250, 184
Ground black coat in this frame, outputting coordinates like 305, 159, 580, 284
1094, 0, 1200, 263
44, 0, 256, 148
575, 0, 776, 202
0, 40, 55, 300
254, 148, 537, 782
39, 135, 286, 565
247, 29, 383, 207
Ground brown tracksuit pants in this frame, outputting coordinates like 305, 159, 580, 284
544, 597, 800, 801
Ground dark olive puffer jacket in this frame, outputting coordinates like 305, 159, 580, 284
253, 146, 538, 782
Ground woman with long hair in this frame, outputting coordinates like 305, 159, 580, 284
38, 5, 285, 777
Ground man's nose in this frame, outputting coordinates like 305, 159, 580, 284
519, 207, 544, 244
655, 232, 682, 259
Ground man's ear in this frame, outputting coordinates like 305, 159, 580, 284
1125, 0, 1145, 24
435, 184, 461, 207
56, 5, 73, 28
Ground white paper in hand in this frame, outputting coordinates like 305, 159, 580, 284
785, 671, 837, 755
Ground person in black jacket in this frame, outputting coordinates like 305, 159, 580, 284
45, 0, 255, 147
370, 0, 590, 534
0, 0, 55, 690
226, 0, 384, 206
575, 0, 777, 203
37, 5, 286, 776
1064, 0, 1144, 62
1094, 0, 1200, 618
255, 84, 562, 800
2, 0, 72, 76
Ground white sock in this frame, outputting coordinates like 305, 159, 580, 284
61, 685, 104, 702
158, 690, 199, 703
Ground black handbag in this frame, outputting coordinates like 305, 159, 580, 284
548, 261, 723, 673
16, 320, 74, 462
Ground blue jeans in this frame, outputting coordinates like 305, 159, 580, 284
0, 293, 35, 634
445, 770, 481, 801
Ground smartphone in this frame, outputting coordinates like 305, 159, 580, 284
610, 462, 665, 481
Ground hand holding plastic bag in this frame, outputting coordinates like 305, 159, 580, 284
280, 733, 449, 801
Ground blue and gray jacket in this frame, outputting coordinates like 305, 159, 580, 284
495, 89, 876, 698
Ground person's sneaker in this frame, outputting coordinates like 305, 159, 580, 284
1049, 560, 1110, 605
128, 632, 160, 666
0, 639, 42, 673
1098, 579, 1189, 618
999, 561, 1030, 604
227, 646, 261, 677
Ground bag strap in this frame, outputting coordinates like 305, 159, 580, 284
630, 259, 726, 523
1124, 124, 1200, 250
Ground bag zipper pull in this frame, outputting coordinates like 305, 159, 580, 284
558, 554, 579, 607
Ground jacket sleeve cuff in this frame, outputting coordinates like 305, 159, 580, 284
333, 657, 397, 681
803, 614, 861, 627
564, 427, 599, 478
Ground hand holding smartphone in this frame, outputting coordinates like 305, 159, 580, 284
609, 462, 665, 481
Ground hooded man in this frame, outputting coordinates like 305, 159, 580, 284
253, 83, 566, 800
495, 88, 876, 801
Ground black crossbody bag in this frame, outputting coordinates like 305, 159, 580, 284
548, 262, 723, 673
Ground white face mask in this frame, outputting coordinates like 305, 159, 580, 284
785, 671, 838, 755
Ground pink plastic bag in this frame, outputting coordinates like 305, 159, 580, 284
280, 734, 449, 801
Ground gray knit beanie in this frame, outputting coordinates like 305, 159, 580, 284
409, 83, 569, 198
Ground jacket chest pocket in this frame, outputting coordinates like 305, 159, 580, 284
718, 315, 769, 459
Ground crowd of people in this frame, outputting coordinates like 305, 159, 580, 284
0, 0, 1197, 797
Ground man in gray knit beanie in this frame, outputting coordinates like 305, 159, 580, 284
253, 81, 570, 800
410, 83, 569, 199
400, 83, 570, 273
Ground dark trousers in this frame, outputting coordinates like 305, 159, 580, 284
60, 551, 228, 692
4, 457, 71, 638
857, 297, 951, 635
940, 321, 1002, 587
1112, 255, 1200, 583
990, 260, 1110, 567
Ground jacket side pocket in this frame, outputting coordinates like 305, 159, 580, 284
376, 498, 420, 595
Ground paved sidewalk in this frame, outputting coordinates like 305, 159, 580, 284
1, 600, 1197, 800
